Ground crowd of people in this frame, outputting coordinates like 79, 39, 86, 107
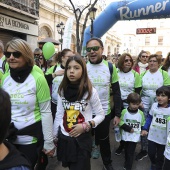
0, 37, 170, 170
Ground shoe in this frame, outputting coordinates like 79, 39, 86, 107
103, 164, 115, 170
123, 167, 126, 170
91, 146, 100, 159
115, 146, 123, 156
135, 150, 148, 161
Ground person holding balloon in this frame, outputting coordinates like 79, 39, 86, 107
1, 39, 55, 169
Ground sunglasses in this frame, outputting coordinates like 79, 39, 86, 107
149, 60, 158, 63
4, 51, 21, 58
86, 46, 101, 52
124, 59, 132, 63
141, 55, 148, 58
39, 57, 43, 60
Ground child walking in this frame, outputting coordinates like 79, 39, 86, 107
119, 93, 145, 170
53, 55, 105, 170
142, 86, 170, 170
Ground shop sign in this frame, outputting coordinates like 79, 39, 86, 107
0, 14, 38, 36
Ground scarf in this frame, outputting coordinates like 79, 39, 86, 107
10, 65, 33, 83
138, 62, 148, 73
64, 83, 80, 102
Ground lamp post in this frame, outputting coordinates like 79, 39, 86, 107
56, 22, 65, 50
89, 7, 97, 38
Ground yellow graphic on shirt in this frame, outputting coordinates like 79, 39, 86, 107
67, 106, 79, 129
63, 106, 85, 132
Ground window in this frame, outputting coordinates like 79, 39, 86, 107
158, 36, 163, 45
145, 36, 150, 45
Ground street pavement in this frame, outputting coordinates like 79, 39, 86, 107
46, 123, 150, 170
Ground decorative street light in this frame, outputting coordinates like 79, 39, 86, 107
56, 22, 65, 50
89, 7, 97, 38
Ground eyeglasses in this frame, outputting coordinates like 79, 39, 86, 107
141, 55, 148, 58
4, 51, 21, 58
86, 46, 101, 52
149, 60, 158, 63
124, 59, 132, 63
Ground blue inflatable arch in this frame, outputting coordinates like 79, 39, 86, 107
82, 0, 170, 53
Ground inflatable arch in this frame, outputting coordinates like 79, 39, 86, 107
82, 0, 170, 54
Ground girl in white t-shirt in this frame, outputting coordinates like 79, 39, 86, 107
141, 86, 170, 170
53, 55, 104, 170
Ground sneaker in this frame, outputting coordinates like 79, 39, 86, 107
103, 164, 115, 170
115, 146, 123, 156
135, 150, 148, 161
91, 146, 100, 159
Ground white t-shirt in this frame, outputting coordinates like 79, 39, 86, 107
164, 117, 170, 160
53, 87, 105, 137
51, 65, 64, 104
119, 108, 145, 142
87, 60, 118, 115
141, 69, 170, 109
1, 67, 51, 145
118, 69, 141, 108
148, 103, 170, 145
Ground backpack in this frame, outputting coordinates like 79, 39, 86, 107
108, 62, 113, 83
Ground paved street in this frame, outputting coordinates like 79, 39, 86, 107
46, 123, 150, 170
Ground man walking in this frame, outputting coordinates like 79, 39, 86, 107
86, 38, 122, 170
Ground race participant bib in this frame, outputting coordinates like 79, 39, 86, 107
152, 114, 166, 128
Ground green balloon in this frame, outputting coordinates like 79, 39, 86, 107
42, 42, 55, 60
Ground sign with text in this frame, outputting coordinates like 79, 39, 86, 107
0, 14, 38, 36
136, 28, 156, 34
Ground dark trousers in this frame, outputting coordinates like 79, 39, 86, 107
94, 114, 112, 165
148, 140, 165, 170
68, 147, 91, 170
163, 158, 170, 170
124, 141, 137, 170
15, 143, 40, 169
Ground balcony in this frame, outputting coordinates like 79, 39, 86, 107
0, 0, 39, 17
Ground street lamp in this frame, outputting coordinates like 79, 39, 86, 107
56, 22, 65, 50
89, 7, 97, 38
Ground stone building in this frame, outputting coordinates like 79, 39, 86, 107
0, 0, 39, 50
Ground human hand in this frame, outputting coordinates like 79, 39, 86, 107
139, 102, 144, 109
141, 130, 148, 136
69, 124, 84, 137
113, 116, 120, 127
43, 147, 56, 157
130, 128, 134, 133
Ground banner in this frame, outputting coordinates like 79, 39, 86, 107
62, 17, 74, 49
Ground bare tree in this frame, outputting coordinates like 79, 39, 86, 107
65, 0, 101, 54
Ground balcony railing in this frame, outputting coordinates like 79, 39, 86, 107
0, 0, 39, 17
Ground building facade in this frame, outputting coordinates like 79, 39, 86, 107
113, 19, 170, 57
0, 0, 39, 50
38, 0, 120, 55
